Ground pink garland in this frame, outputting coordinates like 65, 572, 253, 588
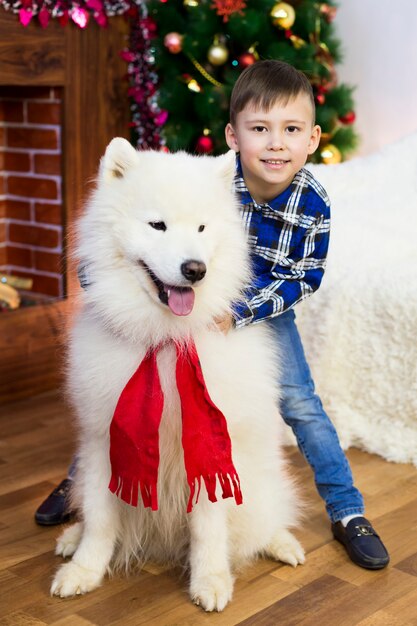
0, 0, 161, 149
122, 5, 165, 149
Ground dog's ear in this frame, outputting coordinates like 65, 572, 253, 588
100, 137, 138, 182
216, 149, 236, 188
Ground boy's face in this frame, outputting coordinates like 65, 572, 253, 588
225, 93, 321, 203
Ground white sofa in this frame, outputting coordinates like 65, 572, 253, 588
292, 131, 417, 466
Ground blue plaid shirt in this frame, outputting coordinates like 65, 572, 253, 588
233, 157, 331, 328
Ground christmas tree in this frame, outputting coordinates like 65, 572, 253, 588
127, 0, 359, 163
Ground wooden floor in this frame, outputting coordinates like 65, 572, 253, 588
1, 391, 417, 626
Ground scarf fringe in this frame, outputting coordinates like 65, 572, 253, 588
109, 471, 243, 514
109, 474, 158, 511
187, 471, 243, 513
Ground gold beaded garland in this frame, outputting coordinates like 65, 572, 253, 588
187, 54, 223, 87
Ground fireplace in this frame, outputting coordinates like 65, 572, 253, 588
0, 10, 130, 402
0, 85, 64, 300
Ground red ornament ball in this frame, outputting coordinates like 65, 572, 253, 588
196, 135, 214, 154
316, 93, 326, 105
164, 32, 183, 54
339, 111, 356, 125
238, 52, 256, 68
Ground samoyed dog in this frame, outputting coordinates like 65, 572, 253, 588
51, 138, 304, 611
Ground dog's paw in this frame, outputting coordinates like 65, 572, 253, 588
55, 523, 83, 558
266, 528, 306, 567
190, 571, 234, 612
51, 561, 103, 598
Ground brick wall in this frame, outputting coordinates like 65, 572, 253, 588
0, 86, 63, 299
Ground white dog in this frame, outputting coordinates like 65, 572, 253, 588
51, 138, 304, 612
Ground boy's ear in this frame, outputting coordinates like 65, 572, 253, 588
225, 123, 239, 152
307, 125, 321, 155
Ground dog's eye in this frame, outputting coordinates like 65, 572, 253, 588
149, 221, 167, 232
198, 225, 205, 233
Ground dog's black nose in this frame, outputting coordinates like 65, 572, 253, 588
181, 260, 206, 283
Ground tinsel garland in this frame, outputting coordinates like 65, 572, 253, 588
122, 6, 165, 149
0, 0, 162, 149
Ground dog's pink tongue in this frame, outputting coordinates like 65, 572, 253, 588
168, 287, 195, 316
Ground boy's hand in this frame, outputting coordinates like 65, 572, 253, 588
213, 314, 234, 334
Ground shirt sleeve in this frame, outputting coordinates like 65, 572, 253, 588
233, 212, 330, 328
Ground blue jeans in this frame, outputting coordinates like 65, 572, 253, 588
268, 309, 364, 523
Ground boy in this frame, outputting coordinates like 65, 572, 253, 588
220, 59, 389, 569
36, 59, 389, 570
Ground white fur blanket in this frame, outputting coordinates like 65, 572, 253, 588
292, 132, 417, 467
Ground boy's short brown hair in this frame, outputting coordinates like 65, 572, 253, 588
229, 59, 315, 126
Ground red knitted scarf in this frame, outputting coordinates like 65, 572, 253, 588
108, 340, 242, 513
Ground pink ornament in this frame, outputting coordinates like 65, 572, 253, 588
155, 110, 168, 126
320, 4, 337, 23
94, 12, 108, 27
71, 7, 89, 28
19, 8, 33, 26
164, 32, 183, 54
86, 0, 103, 10
120, 50, 136, 63
38, 7, 50, 28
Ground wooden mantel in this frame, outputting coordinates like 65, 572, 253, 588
0, 10, 131, 403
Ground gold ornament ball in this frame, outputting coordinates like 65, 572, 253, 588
207, 42, 229, 66
320, 144, 342, 165
270, 2, 296, 29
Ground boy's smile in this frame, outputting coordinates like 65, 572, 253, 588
225, 93, 321, 204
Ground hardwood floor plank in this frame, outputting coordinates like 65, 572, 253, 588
236, 574, 355, 625
379, 586, 417, 624
0, 611, 48, 625
395, 552, 417, 577
0, 482, 56, 511
355, 612, 412, 626
26, 577, 139, 625
300, 568, 417, 626
50, 617, 96, 626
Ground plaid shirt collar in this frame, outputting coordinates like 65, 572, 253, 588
233, 154, 307, 225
